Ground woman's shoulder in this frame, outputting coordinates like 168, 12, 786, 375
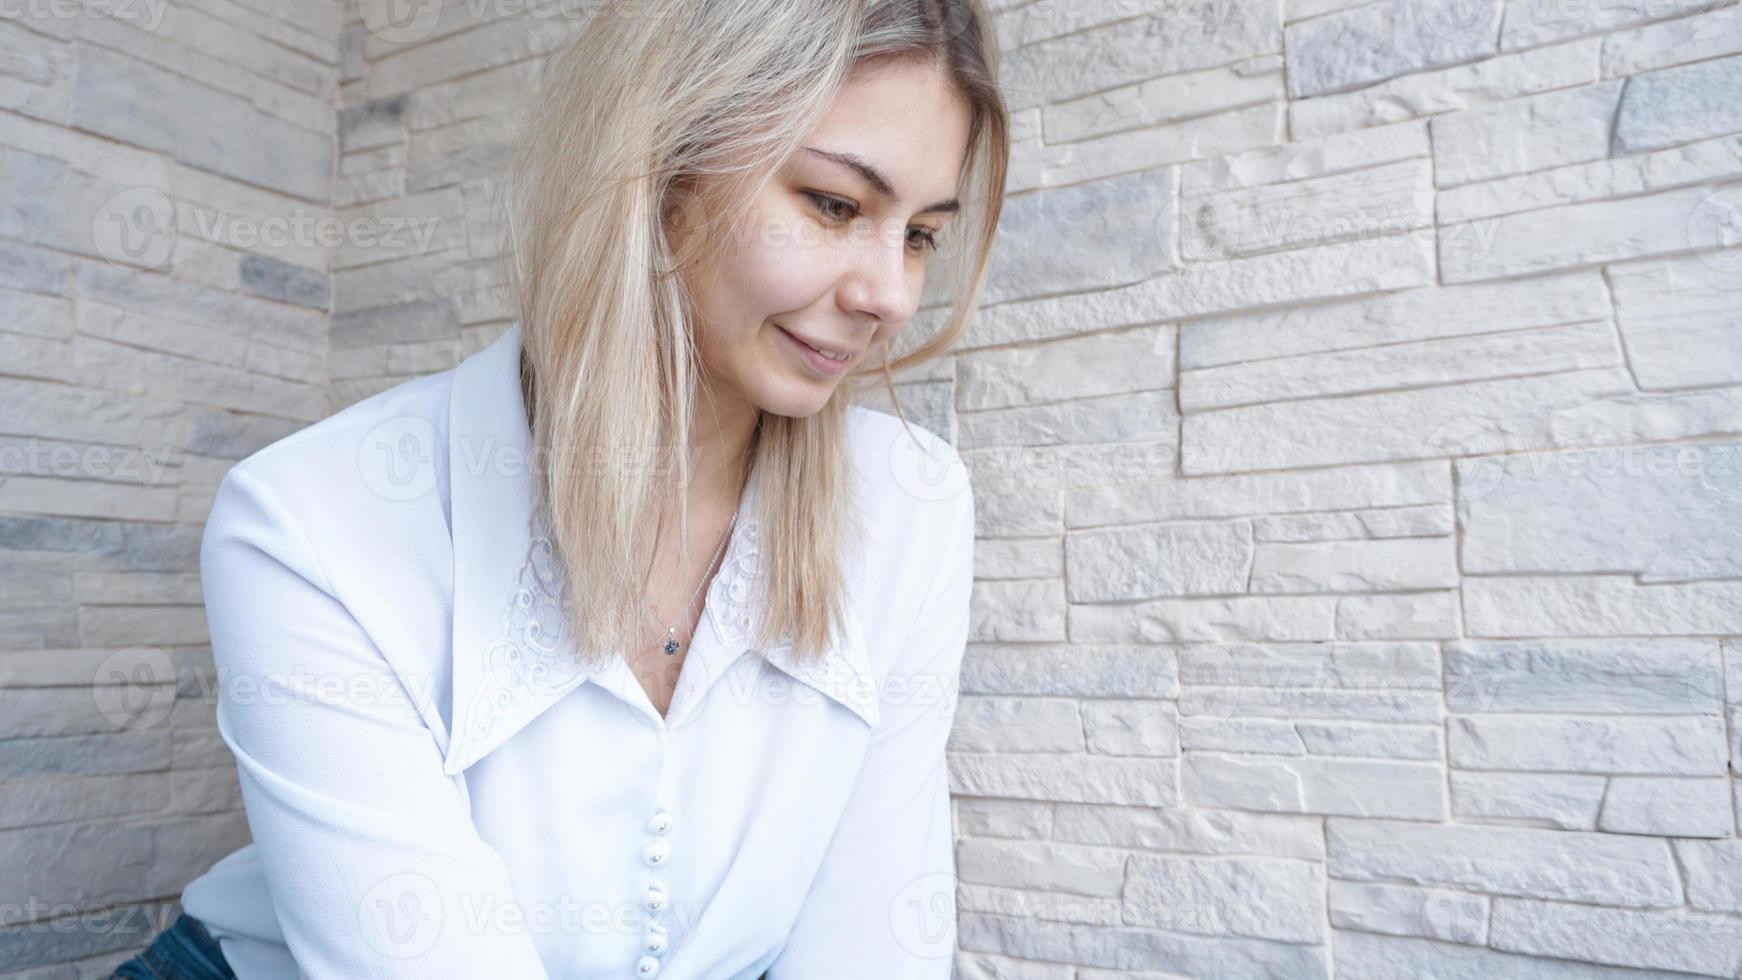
845, 403, 957, 454
845, 403, 975, 533
196, 369, 466, 727
846, 402, 975, 504
199, 367, 461, 684
217, 368, 456, 524
203, 366, 460, 606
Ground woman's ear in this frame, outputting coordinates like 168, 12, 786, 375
663, 175, 734, 281
661, 177, 703, 274
663, 175, 700, 234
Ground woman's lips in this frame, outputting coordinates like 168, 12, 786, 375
776, 323, 852, 377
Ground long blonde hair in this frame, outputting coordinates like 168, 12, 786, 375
499, 0, 1009, 669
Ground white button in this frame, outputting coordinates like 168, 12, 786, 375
642, 839, 670, 867
644, 883, 668, 912
636, 954, 661, 976
646, 809, 673, 834
642, 929, 669, 953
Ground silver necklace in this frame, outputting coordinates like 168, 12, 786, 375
643, 511, 738, 656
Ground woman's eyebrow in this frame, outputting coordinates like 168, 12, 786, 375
801, 145, 960, 215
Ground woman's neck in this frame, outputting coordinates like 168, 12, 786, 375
689, 379, 758, 501
519, 347, 758, 510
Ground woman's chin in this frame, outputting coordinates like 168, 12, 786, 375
751, 378, 839, 419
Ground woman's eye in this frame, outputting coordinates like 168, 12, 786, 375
807, 192, 941, 254
806, 192, 856, 223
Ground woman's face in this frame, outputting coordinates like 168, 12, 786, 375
675, 58, 973, 422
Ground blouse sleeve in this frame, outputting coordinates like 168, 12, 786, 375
766, 478, 976, 979
198, 466, 552, 979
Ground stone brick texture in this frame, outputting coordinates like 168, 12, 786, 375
2, 0, 1741, 975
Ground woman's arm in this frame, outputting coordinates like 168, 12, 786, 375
766, 479, 975, 979
200, 466, 552, 978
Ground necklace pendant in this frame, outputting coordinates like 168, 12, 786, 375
664, 629, 680, 656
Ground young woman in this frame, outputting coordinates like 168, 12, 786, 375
113, 1, 1008, 977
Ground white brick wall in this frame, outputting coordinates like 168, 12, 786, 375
0, 0, 341, 974
3, 0, 1741, 976
933, 0, 1742, 976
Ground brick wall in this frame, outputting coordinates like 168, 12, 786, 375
0, 1, 340, 975
3, 0, 1741, 976
944, 0, 1742, 976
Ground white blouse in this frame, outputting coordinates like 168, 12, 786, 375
178, 323, 975, 979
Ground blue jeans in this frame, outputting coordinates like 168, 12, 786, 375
109, 911, 771, 978
110, 912, 234, 979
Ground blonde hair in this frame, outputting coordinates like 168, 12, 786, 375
499, 0, 1009, 670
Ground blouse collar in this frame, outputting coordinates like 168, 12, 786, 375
441, 323, 879, 775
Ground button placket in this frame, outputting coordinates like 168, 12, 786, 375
639, 803, 674, 975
